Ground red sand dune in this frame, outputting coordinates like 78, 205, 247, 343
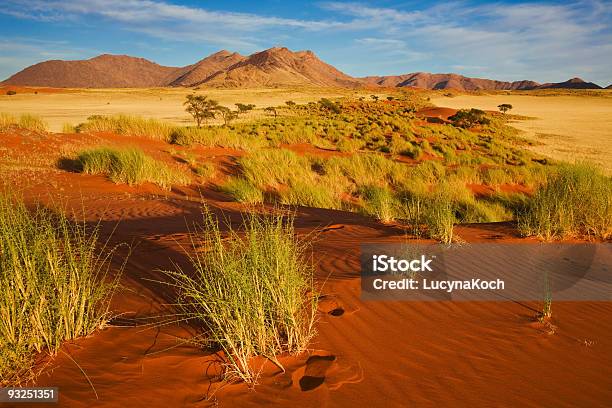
1, 131, 610, 407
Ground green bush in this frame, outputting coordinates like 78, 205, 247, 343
518, 163, 611, 240
0, 113, 47, 133
164, 211, 317, 383
0, 194, 119, 385
77, 115, 174, 141
220, 177, 264, 204
76, 147, 189, 189
360, 185, 399, 222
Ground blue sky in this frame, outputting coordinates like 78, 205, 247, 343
1, 0, 611, 85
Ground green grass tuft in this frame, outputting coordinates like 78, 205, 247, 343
76, 147, 189, 189
0, 194, 120, 386
77, 115, 174, 141
164, 211, 318, 383
518, 163, 611, 240
0, 113, 47, 133
220, 177, 264, 204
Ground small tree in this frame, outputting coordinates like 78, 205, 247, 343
235, 103, 255, 115
449, 108, 490, 128
371, 95, 379, 101
6, 90, 16, 96
285, 100, 296, 106
319, 98, 341, 114
264, 107, 277, 117
218, 106, 239, 125
386, 96, 395, 101
498, 103, 513, 114
184, 94, 219, 127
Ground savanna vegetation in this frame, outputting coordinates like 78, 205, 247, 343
0, 112, 48, 133
164, 211, 317, 383
0, 193, 121, 386
76, 147, 190, 189
60, 91, 612, 242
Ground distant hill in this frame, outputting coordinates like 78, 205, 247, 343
607, 84, 612, 89
168, 50, 245, 87
2, 49, 606, 90
2, 54, 180, 88
201, 47, 362, 88
534, 77, 602, 89
361, 72, 540, 90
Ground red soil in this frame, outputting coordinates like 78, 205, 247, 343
2, 131, 610, 407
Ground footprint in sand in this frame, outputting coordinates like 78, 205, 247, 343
318, 295, 345, 317
299, 355, 337, 391
293, 353, 363, 392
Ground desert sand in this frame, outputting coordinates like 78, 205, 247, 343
431, 92, 612, 172
0, 122, 610, 407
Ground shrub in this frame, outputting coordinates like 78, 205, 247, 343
77, 115, 174, 141
62, 123, 77, 133
6, 90, 16, 96
18, 115, 47, 132
76, 147, 189, 189
164, 211, 318, 383
449, 109, 490, 128
360, 185, 398, 223
0, 113, 16, 132
0, 194, 119, 385
184, 94, 219, 127
238, 149, 314, 189
518, 163, 611, 240
220, 178, 264, 204
0, 113, 47, 133
319, 98, 341, 114
193, 162, 216, 178
281, 180, 343, 210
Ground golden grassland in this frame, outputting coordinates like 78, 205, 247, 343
431, 91, 612, 173
2, 90, 609, 242
0, 87, 389, 132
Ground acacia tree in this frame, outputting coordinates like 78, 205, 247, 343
184, 94, 219, 127
218, 106, 239, 125
235, 103, 255, 115
449, 108, 490, 128
319, 98, 341, 114
498, 103, 513, 114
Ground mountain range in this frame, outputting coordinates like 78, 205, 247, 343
2, 47, 607, 91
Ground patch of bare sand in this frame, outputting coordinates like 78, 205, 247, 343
431, 93, 612, 173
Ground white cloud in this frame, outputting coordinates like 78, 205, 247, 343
1, 0, 610, 84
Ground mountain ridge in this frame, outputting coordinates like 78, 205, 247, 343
2, 49, 605, 90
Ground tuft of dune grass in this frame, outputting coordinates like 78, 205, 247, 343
76, 147, 189, 189
518, 163, 611, 240
77, 115, 174, 141
0, 113, 47, 133
163, 210, 318, 383
0, 193, 120, 386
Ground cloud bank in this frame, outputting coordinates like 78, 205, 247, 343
1, 0, 610, 85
